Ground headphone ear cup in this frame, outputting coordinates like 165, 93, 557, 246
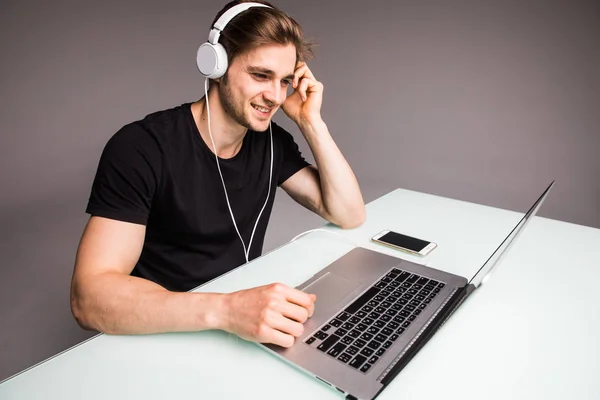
196, 42, 228, 79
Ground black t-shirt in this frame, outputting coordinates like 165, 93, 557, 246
86, 103, 310, 292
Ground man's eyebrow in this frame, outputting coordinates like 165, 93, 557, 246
247, 66, 294, 81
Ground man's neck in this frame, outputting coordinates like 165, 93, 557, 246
191, 86, 247, 159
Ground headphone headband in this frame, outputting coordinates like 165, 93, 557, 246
197, 2, 272, 79
208, 3, 271, 44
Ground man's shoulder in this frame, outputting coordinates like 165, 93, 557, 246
109, 103, 193, 148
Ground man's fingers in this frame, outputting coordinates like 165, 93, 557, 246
280, 285, 315, 310
261, 326, 296, 348
280, 301, 310, 323
270, 313, 305, 338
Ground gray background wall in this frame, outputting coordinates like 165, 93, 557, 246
1, 0, 598, 382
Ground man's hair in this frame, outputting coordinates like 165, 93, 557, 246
211, 0, 315, 65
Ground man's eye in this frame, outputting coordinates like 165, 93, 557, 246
282, 80, 291, 86
253, 73, 268, 80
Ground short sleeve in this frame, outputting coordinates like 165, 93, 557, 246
274, 124, 311, 185
86, 123, 162, 225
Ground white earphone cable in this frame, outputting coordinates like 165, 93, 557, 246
289, 228, 360, 248
204, 77, 273, 263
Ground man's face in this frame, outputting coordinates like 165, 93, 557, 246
218, 43, 296, 132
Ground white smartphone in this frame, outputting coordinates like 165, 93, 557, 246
371, 229, 437, 256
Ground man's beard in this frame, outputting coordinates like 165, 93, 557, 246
217, 76, 270, 132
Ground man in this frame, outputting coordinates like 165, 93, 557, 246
70, 0, 365, 348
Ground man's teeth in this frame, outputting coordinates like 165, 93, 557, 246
253, 105, 270, 113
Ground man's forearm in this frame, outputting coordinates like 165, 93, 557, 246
71, 272, 225, 335
299, 118, 366, 228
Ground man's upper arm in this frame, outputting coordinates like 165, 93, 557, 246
73, 216, 146, 282
280, 166, 329, 219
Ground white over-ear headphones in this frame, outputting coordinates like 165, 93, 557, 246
196, 2, 271, 79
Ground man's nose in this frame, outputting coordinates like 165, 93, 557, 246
263, 81, 285, 105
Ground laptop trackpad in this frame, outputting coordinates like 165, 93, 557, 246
301, 272, 360, 312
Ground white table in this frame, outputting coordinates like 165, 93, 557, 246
1, 188, 599, 399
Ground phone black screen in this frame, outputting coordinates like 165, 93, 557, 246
378, 231, 430, 252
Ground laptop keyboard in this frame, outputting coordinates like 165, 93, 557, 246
304, 268, 445, 374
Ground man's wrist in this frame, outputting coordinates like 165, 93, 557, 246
192, 292, 229, 331
298, 116, 327, 137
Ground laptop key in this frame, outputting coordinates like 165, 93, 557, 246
382, 276, 393, 283
391, 303, 403, 311
356, 311, 368, 319
346, 345, 360, 355
357, 323, 368, 332
385, 309, 398, 316
375, 281, 387, 289
424, 284, 435, 291
413, 309, 422, 316
338, 353, 352, 363
306, 337, 316, 345
327, 342, 347, 358
387, 295, 399, 303
374, 320, 386, 329
348, 329, 361, 338
363, 317, 375, 325
361, 305, 373, 313
360, 347, 374, 357
396, 327, 405, 334
336, 328, 348, 336
406, 274, 419, 284
390, 334, 399, 342
417, 277, 429, 285
330, 319, 342, 327
322, 324, 332, 332
382, 327, 394, 336
341, 336, 354, 345
376, 348, 386, 357
415, 295, 425, 301
345, 287, 380, 314
336, 312, 351, 321
315, 331, 328, 340
367, 340, 382, 350
349, 316, 361, 324
354, 339, 367, 348
405, 304, 416, 311
393, 315, 405, 323
375, 334, 387, 343
359, 363, 372, 373
317, 334, 340, 352
438, 282, 445, 288
342, 322, 354, 330
367, 300, 378, 307
375, 306, 386, 314
368, 312, 381, 320
395, 272, 411, 282
388, 281, 400, 288
349, 355, 367, 369
380, 314, 392, 322
360, 332, 374, 341
383, 340, 393, 349
408, 315, 417, 321
368, 355, 379, 364
374, 295, 385, 302
388, 322, 400, 330
402, 321, 411, 328
381, 301, 392, 309
418, 303, 427, 309
367, 326, 380, 335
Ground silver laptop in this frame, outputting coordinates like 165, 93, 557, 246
262, 181, 554, 400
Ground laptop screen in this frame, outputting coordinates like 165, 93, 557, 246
468, 181, 555, 288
